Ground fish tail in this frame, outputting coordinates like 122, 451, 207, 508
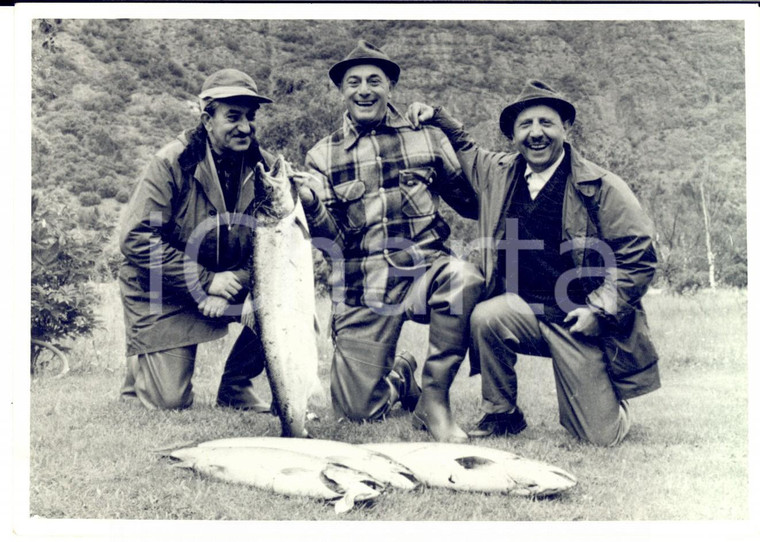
333, 494, 354, 515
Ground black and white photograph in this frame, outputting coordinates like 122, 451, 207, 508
7, 2, 758, 541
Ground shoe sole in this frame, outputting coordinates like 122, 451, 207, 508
469, 420, 527, 438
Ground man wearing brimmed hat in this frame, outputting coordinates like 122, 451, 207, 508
407, 80, 660, 446
291, 40, 483, 443
119, 68, 278, 411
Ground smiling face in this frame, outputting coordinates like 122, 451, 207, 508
340, 64, 392, 128
202, 98, 259, 155
511, 104, 571, 173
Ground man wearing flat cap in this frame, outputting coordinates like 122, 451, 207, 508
293, 40, 483, 443
408, 80, 660, 446
119, 68, 277, 411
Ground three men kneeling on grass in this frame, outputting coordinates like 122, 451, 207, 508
119, 43, 659, 448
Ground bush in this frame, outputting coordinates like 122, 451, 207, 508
720, 262, 748, 288
115, 187, 132, 204
167, 59, 185, 78
31, 191, 104, 373
79, 191, 101, 207
97, 176, 121, 199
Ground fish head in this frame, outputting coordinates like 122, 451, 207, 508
273, 398, 310, 438
255, 154, 297, 221
167, 447, 203, 465
505, 458, 578, 497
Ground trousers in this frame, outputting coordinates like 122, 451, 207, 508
469, 293, 630, 446
120, 325, 268, 410
330, 255, 484, 421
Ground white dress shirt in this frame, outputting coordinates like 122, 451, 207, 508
524, 149, 565, 200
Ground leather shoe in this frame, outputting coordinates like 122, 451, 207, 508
469, 407, 527, 438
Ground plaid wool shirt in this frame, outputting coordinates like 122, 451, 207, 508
303, 104, 478, 308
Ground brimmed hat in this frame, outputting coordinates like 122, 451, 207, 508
499, 80, 576, 138
198, 68, 273, 107
328, 40, 401, 87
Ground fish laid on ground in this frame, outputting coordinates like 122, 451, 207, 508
168, 445, 383, 514
361, 442, 577, 497
195, 437, 421, 491
251, 155, 321, 437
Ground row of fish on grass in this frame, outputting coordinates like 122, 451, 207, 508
162, 437, 578, 514
177, 157, 576, 513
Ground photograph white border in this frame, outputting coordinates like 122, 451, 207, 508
7, 3, 759, 541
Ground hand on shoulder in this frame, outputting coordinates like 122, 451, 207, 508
406, 102, 437, 129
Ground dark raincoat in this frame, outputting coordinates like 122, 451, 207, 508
444, 118, 660, 400
118, 128, 273, 356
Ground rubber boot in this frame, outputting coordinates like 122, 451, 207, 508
410, 331, 468, 443
216, 326, 271, 413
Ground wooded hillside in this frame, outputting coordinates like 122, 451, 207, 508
30, 18, 747, 292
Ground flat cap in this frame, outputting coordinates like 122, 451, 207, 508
199, 68, 273, 104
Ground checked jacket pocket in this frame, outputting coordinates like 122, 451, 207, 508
399, 167, 437, 217
333, 179, 367, 231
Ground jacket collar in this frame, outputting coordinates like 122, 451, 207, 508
564, 143, 608, 186
193, 141, 260, 214
512, 143, 607, 187
178, 126, 265, 214
342, 102, 411, 150
194, 141, 228, 213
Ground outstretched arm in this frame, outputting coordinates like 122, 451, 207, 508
406, 102, 512, 195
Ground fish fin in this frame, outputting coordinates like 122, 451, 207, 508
333, 495, 354, 515
292, 198, 312, 240
455, 456, 496, 469
280, 467, 312, 476
333, 485, 371, 514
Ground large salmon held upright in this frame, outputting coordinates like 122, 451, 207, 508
250, 155, 320, 437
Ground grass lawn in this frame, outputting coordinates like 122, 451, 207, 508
16, 285, 753, 536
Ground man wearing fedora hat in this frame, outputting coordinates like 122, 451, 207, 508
292, 40, 483, 443
119, 68, 278, 411
407, 80, 660, 446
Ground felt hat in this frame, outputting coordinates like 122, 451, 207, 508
198, 68, 273, 106
328, 40, 401, 87
499, 80, 576, 138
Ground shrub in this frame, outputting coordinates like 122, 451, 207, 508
79, 191, 101, 207
31, 191, 104, 374
97, 176, 121, 199
167, 59, 185, 78
720, 262, 748, 288
115, 187, 132, 204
